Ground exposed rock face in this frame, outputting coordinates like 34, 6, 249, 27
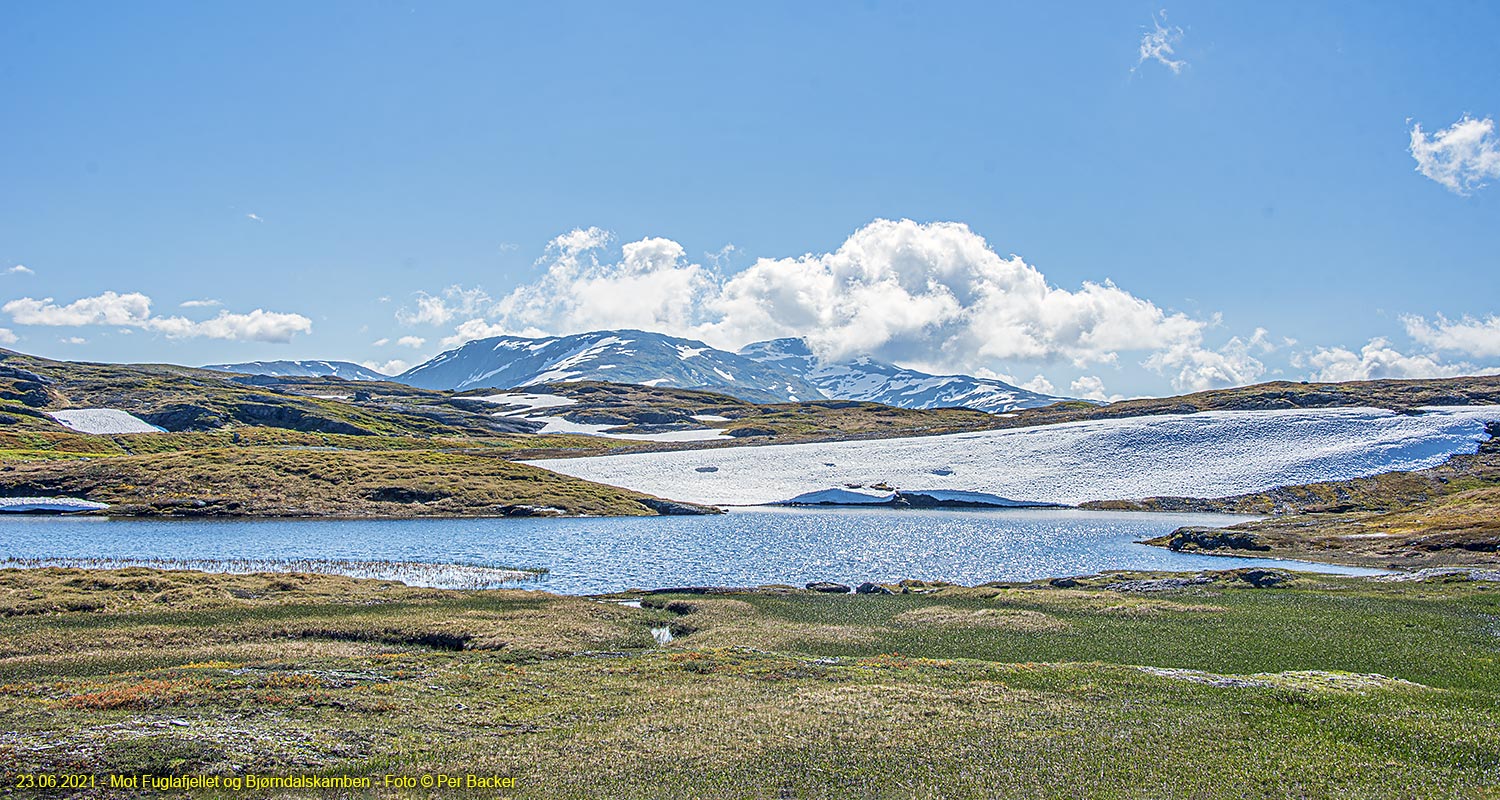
855, 582, 895, 595
805, 581, 852, 594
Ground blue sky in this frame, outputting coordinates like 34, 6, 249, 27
2, 1, 1498, 398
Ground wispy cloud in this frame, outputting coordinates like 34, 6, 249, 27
5, 265, 33, 276
245, 213, 264, 222
396, 285, 493, 327
179, 298, 222, 308
1409, 115, 1500, 195
1135, 10, 1186, 74
396, 335, 426, 348
0, 328, 16, 345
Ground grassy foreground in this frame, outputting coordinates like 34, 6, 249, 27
1, 567, 1497, 798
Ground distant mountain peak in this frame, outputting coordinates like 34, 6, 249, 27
202, 360, 389, 381
393, 329, 1065, 413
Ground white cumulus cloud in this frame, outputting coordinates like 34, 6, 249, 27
361, 359, 411, 376
702, 219, 1213, 374
4, 292, 155, 327
154, 309, 312, 343
1409, 115, 1500, 195
491, 231, 717, 338
2, 291, 311, 343
396, 335, 426, 348
1295, 338, 1498, 382
1069, 376, 1122, 403
1144, 327, 1274, 392
1020, 375, 1056, 394
1404, 313, 1500, 358
410, 220, 1266, 392
0, 328, 17, 345
6, 265, 33, 276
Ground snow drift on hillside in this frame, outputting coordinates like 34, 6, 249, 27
46, 409, 165, 435
526, 406, 1500, 506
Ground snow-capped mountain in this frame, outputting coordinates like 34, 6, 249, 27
393, 330, 1066, 413
396, 330, 825, 403
737, 338, 1060, 414
202, 360, 390, 381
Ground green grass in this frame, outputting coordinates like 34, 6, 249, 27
1, 568, 1497, 798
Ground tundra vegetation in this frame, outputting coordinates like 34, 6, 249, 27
0, 567, 1497, 798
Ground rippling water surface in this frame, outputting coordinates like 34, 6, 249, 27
0, 508, 1379, 593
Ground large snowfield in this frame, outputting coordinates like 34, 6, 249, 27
45, 409, 165, 435
526, 406, 1500, 506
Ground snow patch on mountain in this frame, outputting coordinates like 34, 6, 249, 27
526, 406, 1500, 507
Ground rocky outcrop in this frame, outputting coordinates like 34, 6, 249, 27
637, 498, 722, 516
726, 426, 777, 438
364, 487, 451, 504
1150, 526, 1272, 552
